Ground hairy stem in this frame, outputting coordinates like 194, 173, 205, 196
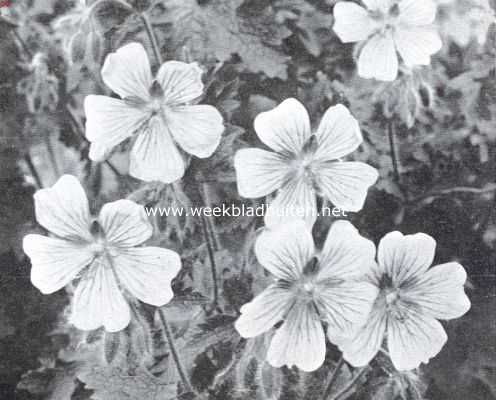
322, 356, 345, 400
387, 118, 400, 183
140, 12, 163, 65
158, 309, 195, 395
24, 152, 43, 188
332, 367, 369, 400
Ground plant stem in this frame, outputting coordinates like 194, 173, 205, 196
24, 152, 43, 188
140, 12, 162, 65
331, 367, 369, 400
200, 213, 219, 309
158, 308, 194, 395
322, 356, 345, 400
387, 118, 400, 183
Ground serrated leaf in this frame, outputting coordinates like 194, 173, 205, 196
158, 0, 292, 78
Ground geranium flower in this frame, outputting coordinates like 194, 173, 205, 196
23, 175, 181, 332
84, 42, 224, 183
333, 0, 443, 81
234, 98, 378, 227
235, 220, 379, 372
337, 231, 471, 370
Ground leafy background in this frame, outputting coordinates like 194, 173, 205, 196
0, 0, 495, 399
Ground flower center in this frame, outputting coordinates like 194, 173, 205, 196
369, 3, 401, 32
290, 135, 319, 186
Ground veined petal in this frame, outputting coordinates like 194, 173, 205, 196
317, 280, 379, 343
394, 27, 442, 67
336, 298, 387, 367
23, 234, 93, 294
318, 220, 377, 280
84, 95, 150, 161
314, 104, 363, 161
403, 262, 470, 320
378, 232, 436, 286
254, 98, 311, 155
101, 42, 152, 100
129, 116, 185, 183
114, 247, 181, 307
255, 219, 315, 281
316, 161, 378, 212
398, 0, 437, 26
71, 260, 131, 332
333, 2, 377, 43
167, 105, 224, 158
388, 311, 447, 370
98, 199, 152, 247
33, 175, 92, 241
267, 302, 326, 372
157, 61, 204, 105
358, 32, 399, 81
234, 148, 289, 198
235, 284, 294, 338
265, 178, 317, 228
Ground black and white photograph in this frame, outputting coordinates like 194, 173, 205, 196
0, 0, 494, 399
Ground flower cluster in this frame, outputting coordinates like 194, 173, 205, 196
22, 24, 471, 382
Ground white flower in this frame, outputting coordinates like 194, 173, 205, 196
84, 42, 224, 183
337, 231, 471, 370
333, 0, 443, 81
22, 175, 181, 332
234, 98, 378, 227
235, 220, 379, 372
436, 0, 496, 47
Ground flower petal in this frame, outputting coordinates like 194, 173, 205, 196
156, 61, 204, 105
314, 104, 363, 161
101, 42, 152, 100
235, 283, 294, 338
388, 312, 447, 370
398, 0, 437, 26
403, 262, 470, 320
71, 261, 131, 332
358, 32, 399, 81
98, 199, 152, 247
394, 27, 442, 67
378, 231, 436, 286
265, 178, 317, 228
318, 220, 377, 280
317, 280, 379, 343
333, 2, 377, 43
255, 219, 315, 281
316, 161, 378, 212
167, 105, 224, 158
23, 234, 93, 294
234, 148, 289, 198
33, 175, 92, 241
84, 95, 150, 161
336, 299, 387, 367
129, 116, 185, 183
114, 247, 181, 306
254, 98, 311, 154
267, 302, 326, 372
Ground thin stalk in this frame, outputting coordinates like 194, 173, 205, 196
158, 309, 194, 395
200, 213, 219, 309
322, 356, 345, 400
387, 118, 400, 183
140, 12, 162, 64
332, 367, 369, 400
12, 29, 32, 58
24, 152, 43, 188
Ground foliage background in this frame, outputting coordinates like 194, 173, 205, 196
0, 0, 495, 399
